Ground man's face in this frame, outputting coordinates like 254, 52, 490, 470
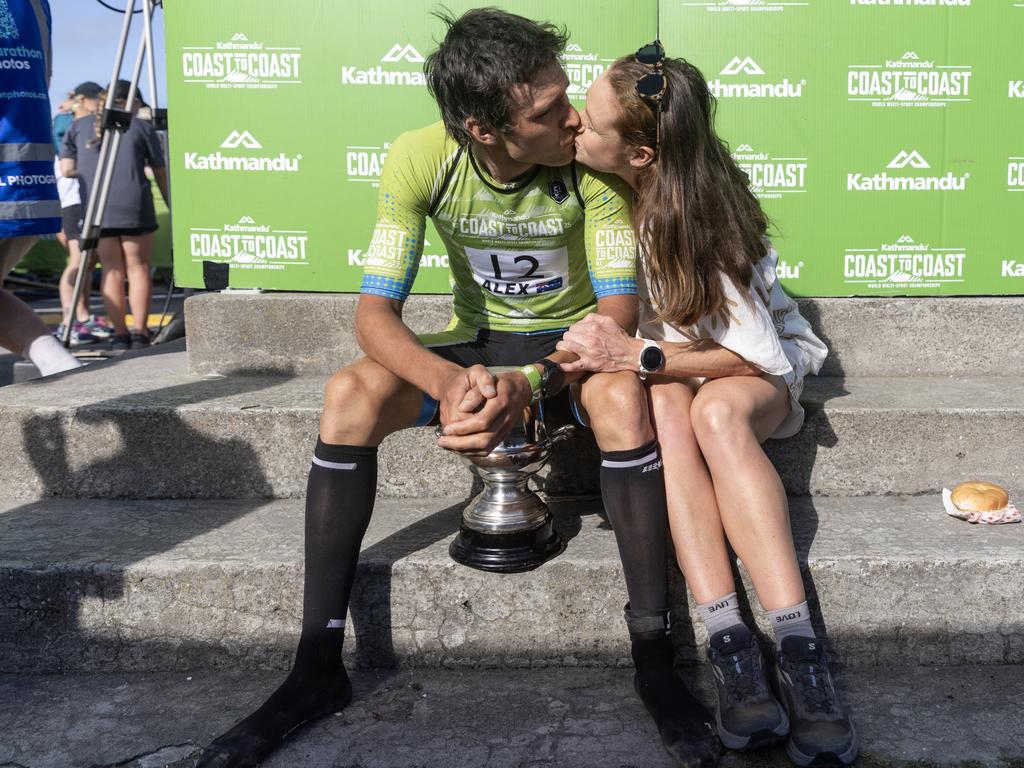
498, 62, 581, 167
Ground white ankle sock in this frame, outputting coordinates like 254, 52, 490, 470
27, 335, 82, 376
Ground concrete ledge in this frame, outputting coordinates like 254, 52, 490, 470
2, 494, 1022, 673
3, 665, 1023, 767
0, 350, 1021, 499
185, 293, 1024, 377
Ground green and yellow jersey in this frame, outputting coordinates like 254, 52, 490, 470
360, 121, 637, 332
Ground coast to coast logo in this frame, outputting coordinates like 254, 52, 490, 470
848, 51, 972, 108
346, 142, 391, 188
1009, 155, 1024, 192
844, 234, 965, 290
679, 0, 808, 12
732, 143, 807, 199
184, 130, 302, 172
708, 56, 805, 98
341, 42, 426, 86
189, 215, 309, 272
181, 32, 301, 89
562, 42, 615, 101
847, 149, 968, 191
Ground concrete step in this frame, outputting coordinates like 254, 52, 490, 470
184, 293, 1024, 378
2, 664, 1022, 767
2, 494, 1021, 673
0, 349, 1020, 499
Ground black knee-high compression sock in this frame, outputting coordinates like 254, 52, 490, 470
198, 440, 378, 768
599, 439, 669, 612
626, 608, 722, 768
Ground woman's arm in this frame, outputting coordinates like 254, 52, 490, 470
556, 312, 761, 379
59, 158, 76, 177
152, 166, 170, 208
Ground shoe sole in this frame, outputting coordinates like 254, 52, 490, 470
784, 723, 859, 767
716, 709, 789, 750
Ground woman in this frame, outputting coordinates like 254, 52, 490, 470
60, 79, 169, 351
565, 44, 857, 767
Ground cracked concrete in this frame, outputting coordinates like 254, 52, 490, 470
1, 665, 1022, 767
2, 495, 1022, 673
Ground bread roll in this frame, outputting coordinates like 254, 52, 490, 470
950, 481, 1009, 512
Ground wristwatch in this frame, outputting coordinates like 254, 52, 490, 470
537, 358, 565, 400
638, 339, 665, 380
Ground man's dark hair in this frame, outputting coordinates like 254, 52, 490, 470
425, 7, 569, 146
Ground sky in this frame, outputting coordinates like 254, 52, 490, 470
48, 0, 167, 111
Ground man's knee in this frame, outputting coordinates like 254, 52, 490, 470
582, 371, 652, 445
323, 361, 389, 416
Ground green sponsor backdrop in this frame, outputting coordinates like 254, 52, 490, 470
165, 0, 1021, 296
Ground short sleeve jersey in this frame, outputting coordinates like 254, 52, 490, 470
360, 122, 637, 333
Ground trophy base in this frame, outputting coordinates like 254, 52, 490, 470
449, 516, 565, 573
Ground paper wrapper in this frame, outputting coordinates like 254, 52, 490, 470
943, 488, 1021, 525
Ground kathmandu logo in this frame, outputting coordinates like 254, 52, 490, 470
342, 45, 427, 86
847, 150, 968, 191
887, 150, 930, 169
220, 130, 262, 149
721, 57, 764, 75
231, 33, 248, 42
709, 57, 804, 98
1010, 80, 1024, 98
902, 51, 918, 60
1002, 260, 1024, 278
185, 132, 302, 173
566, 43, 584, 52
732, 142, 808, 199
381, 44, 424, 63
844, 235, 966, 289
188, 215, 309, 268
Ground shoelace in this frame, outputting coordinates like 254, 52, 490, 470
719, 648, 762, 702
792, 661, 835, 714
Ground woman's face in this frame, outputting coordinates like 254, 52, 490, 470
575, 73, 633, 177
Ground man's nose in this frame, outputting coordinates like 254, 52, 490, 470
565, 105, 582, 131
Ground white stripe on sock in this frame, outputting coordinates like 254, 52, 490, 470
326, 619, 345, 629
601, 450, 658, 469
311, 456, 357, 471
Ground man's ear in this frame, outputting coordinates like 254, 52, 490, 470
465, 117, 499, 146
628, 145, 655, 170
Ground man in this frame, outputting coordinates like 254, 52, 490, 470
0, 0, 81, 376
199, 9, 718, 767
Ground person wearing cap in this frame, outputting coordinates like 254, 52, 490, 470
54, 82, 108, 345
0, 0, 82, 377
60, 78, 170, 350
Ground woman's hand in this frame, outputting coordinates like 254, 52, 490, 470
556, 313, 644, 374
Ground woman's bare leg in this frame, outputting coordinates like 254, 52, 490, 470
96, 236, 128, 336
120, 233, 154, 335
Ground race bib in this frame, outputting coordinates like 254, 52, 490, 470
464, 245, 569, 297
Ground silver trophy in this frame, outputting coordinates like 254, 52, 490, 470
443, 393, 574, 573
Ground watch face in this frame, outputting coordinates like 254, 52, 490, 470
641, 345, 664, 371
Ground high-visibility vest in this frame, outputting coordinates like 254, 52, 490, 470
0, 0, 60, 238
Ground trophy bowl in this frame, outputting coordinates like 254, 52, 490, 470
444, 398, 574, 573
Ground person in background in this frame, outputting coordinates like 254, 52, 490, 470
0, 0, 82, 377
567, 45, 855, 767
53, 81, 110, 345
60, 79, 169, 351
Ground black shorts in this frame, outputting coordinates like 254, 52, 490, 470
414, 324, 586, 429
61, 204, 83, 243
99, 225, 158, 238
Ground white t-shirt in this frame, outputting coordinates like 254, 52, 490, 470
638, 244, 827, 439
54, 157, 81, 208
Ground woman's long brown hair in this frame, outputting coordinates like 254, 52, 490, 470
606, 55, 770, 328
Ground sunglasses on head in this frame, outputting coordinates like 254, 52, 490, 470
635, 40, 667, 106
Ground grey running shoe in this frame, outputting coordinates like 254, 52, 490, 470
707, 624, 788, 750
773, 636, 858, 766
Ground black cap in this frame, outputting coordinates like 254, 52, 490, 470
108, 78, 147, 106
72, 81, 103, 99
